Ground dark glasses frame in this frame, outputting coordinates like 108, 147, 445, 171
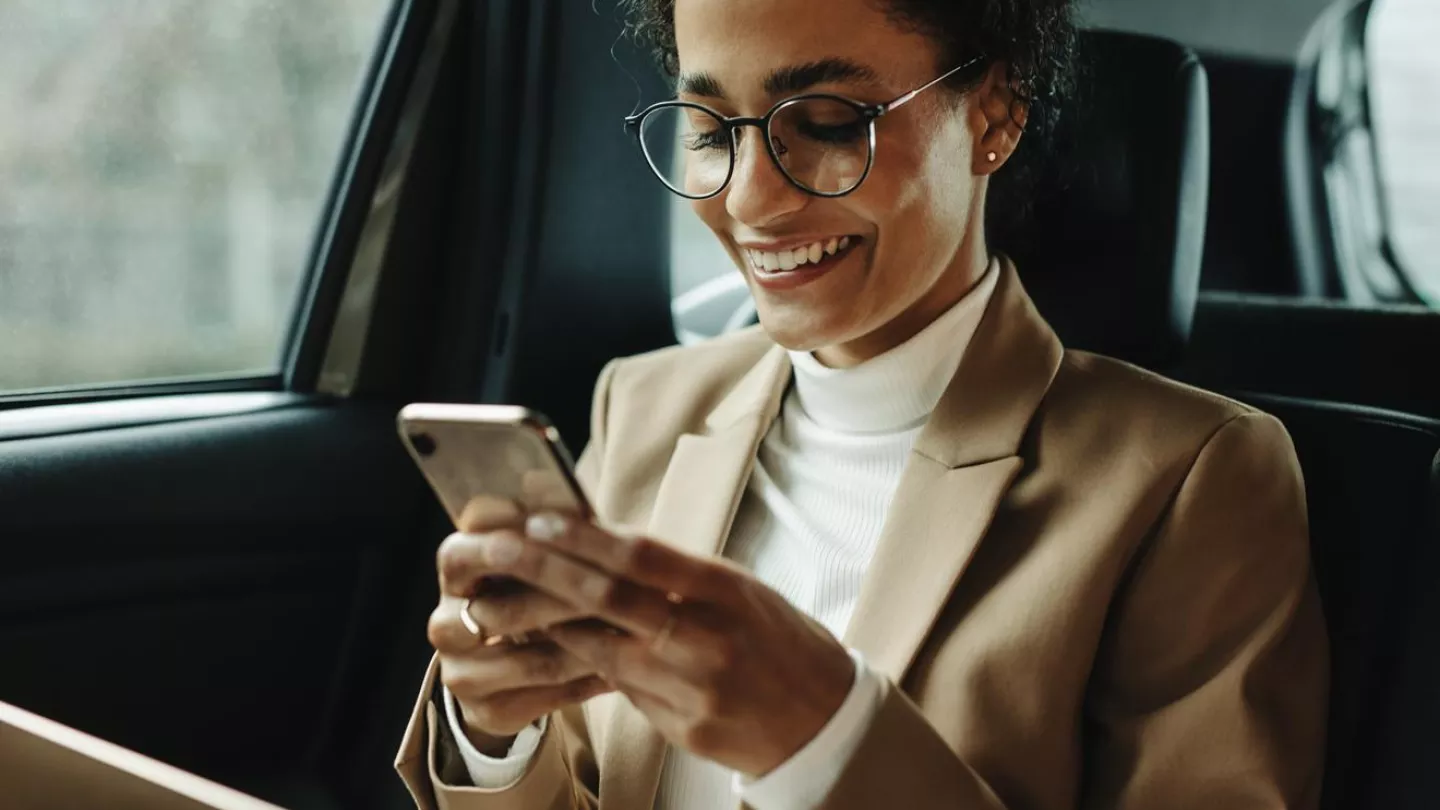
623, 55, 985, 200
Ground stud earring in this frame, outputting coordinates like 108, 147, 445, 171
986, 151, 998, 163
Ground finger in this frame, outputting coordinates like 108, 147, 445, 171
458, 675, 613, 738
430, 592, 589, 648
622, 687, 691, 744
457, 495, 525, 534
439, 641, 598, 697
546, 620, 691, 708
470, 531, 677, 638
438, 530, 540, 597
547, 622, 700, 719
430, 598, 515, 652
524, 514, 737, 605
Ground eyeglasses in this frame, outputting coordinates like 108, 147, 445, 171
624, 56, 984, 200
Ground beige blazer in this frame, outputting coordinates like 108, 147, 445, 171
396, 261, 1329, 810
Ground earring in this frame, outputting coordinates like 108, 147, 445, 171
986, 151, 998, 163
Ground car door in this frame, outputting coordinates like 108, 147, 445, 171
0, 2, 481, 808
0, 0, 683, 806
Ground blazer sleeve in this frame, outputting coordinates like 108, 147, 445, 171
812, 412, 1328, 810
1081, 411, 1328, 809
393, 359, 623, 810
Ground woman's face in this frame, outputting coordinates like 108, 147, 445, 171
673, 0, 1005, 367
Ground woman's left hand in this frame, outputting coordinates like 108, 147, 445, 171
470, 511, 856, 778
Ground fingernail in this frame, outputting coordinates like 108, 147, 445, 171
525, 512, 567, 541
583, 575, 612, 604
481, 532, 523, 565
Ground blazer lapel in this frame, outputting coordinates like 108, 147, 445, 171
842, 456, 1023, 682
598, 344, 792, 810
845, 260, 1064, 682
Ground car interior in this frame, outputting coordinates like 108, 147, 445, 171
0, 0, 1436, 808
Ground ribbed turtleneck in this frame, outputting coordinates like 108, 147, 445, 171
787, 257, 1000, 434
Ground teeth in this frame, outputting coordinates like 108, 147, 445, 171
746, 237, 853, 274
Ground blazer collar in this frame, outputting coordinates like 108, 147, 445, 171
841, 258, 1064, 679
702, 341, 792, 433
916, 255, 1065, 468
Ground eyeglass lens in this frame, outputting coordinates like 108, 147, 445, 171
638, 99, 871, 198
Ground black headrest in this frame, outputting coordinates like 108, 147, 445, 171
996, 30, 1210, 371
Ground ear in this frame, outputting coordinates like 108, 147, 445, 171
969, 61, 1029, 176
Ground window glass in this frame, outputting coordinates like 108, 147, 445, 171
1368, 0, 1440, 306
0, 0, 392, 392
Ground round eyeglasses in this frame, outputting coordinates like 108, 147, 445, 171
624, 56, 984, 200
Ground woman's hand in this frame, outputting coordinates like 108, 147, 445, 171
470, 511, 857, 778
428, 498, 614, 752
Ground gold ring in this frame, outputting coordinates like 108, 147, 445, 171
459, 598, 486, 638
461, 598, 535, 647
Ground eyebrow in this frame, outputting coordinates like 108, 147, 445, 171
676, 57, 882, 100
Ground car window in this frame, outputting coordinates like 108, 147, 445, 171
0, 0, 392, 393
1368, 0, 1440, 306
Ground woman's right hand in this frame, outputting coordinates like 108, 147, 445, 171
428, 498, 614, 754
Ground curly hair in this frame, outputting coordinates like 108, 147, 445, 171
617, 0, 1082, 248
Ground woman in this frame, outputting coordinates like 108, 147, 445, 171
396, 0, 1329, 807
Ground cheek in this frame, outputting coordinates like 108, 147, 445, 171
691, 197, 723, 229
918, 114, 980, 213
890, 124, 980, 243
851, 148, 958, 262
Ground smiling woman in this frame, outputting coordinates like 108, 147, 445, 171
395, 2, 1329, 809
635, 0, 1076, 368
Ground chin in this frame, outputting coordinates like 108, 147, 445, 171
752, 305, 848, 354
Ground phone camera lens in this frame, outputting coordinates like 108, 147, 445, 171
408, 432, 437, 458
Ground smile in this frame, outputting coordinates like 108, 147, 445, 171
741, 236, 860, 292
744, 236, 853, 274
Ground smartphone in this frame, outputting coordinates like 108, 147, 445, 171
397, 404, 592, 525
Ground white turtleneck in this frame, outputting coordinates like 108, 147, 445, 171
447, 258, 1000, 809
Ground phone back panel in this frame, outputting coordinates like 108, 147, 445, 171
397, 404, 591, 525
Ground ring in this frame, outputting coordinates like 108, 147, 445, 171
460, 598, 534, 647
459, 598, 485, 638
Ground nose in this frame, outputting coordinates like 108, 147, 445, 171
724, 127, 808, 227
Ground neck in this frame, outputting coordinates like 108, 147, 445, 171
815, 232, 992, 369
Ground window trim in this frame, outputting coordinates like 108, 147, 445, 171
281, 0, 430, 395
312, 0, 459, 398
0, 390, 311, 443
0, 374, 279, 414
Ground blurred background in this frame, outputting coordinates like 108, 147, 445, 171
0, 0, 389, 390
